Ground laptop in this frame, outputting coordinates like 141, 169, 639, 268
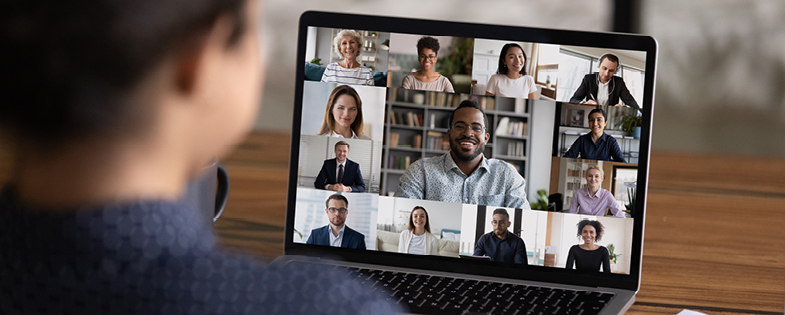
275, 11, 657, 314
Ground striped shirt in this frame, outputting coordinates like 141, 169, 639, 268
320, 62, 374, 86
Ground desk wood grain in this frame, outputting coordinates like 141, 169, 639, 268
2, 131, 783, 314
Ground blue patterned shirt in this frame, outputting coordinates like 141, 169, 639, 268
0, 187, 401, 315
395, 153, 531, 209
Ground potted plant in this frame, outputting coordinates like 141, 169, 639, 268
607, 243, 621, 272
309, 57, 322, 66
530, 189, 549, 210
619, 114, 642, 139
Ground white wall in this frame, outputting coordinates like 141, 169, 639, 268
527, 100, 556, 201
559, 45, 646, 70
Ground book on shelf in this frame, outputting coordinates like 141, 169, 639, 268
495, 118, 528, 137
388, 155, 413, 170
506, 141, 525, 157
413, 134, 422, 149
389, 132, 400, 147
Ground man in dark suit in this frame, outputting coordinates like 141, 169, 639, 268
314, 141, 366, 193
306, 194, 366, 249
568, 53, 640, 111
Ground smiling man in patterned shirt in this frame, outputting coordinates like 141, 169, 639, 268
395, 100, 530, 209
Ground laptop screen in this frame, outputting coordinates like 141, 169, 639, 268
287, 11, 656, 291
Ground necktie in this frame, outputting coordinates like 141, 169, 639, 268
337, 164, 344, 183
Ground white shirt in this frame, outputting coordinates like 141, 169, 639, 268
329, 225, 345, 247
327, 130, 372, 140
485, 74, 536, 98
597, 78, 610, 105
408, 234, 427, 255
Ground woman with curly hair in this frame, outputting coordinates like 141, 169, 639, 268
565, 219, 612, 273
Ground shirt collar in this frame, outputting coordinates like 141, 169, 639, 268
442, 152, 488, 175
329, 130, 358, 139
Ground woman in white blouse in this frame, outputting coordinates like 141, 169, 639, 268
398, 206, 439, 255
317, 84, 371, 140
485, 43, 536, 99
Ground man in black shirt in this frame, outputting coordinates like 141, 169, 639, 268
473, 208, 528, 264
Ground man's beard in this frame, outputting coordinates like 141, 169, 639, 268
449, 135, 485, 162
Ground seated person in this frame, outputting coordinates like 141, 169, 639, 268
398, 206, 439, 255
569, 165, 624, 218
306, 194, 366, 249
564, 108, 627, 162
568, 53, 640, 111
395, 100, 530, 208
0, 0, 397, 312
565, 220, 612, 273
318, 85, 372, 140
320, 29, 374, 86
485, 43, 536, 99
401, 36, 455, 93
314, 141, 366, 193
473, 209, 528, 264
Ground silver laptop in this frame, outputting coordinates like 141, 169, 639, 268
275, 11, 657, 314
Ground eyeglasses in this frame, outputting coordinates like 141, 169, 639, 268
327, 207, 348, 214
491, 220, 508, 226
451, 123, 486, 134
418, 54, 437, 61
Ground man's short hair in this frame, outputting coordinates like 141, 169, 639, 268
325, 193, 349, 208
449, 100, 489, 129
599, 53, 620, 68
334, 141, 350, 150
492, 208, 510, 220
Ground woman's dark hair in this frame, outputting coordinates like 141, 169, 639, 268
416, 36, 440, 56
408, 206, 431, 233
0, 0, 249, 146
577, 219, 605, 242
496, 43, 527, 76
588, 108, 607, 121
318, 85, 365, 137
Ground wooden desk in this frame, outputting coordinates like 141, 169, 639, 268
3, 131, 784, 314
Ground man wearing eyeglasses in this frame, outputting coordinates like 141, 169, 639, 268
395, 100, 530, 209
306, 193, 367, 249
474, 208, 528, 264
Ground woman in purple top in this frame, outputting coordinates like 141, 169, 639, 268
565, 220, 612, 273
569, 165, 625, 218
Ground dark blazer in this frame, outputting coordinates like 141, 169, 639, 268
314, 158, 366, 193
569, 73, 640, 111
306, 225, 367, 250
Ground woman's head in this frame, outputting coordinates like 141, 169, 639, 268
416, 36, 440, 72
333, 30, 362, 61
496, 43, 527, 76
408, 206, 431, 232
0, 0, 257, 152
586, 165, 604, 188
318, 85, 364, 136
588, 108, 607, 135
577, 219, 605, 243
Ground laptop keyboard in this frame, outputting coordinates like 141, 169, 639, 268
299, 263, 614, 315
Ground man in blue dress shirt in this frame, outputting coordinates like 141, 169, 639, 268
474, 208, 528, 264
395, 100, 530, 208
306, 194, 367, 249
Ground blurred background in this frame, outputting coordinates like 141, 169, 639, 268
256, 0, 785, 157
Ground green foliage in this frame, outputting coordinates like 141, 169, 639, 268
619, 114, 642, 132
310, 57, 322, 66
437, 38, 474, 77
607, 243, 621, 264
530, 189, 549, 210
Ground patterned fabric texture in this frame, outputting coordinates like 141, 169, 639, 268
0, 187, 401, 314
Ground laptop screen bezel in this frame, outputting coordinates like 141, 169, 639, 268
285, 10, 657, 293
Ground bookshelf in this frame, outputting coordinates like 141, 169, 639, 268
381, 88, 533, 196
